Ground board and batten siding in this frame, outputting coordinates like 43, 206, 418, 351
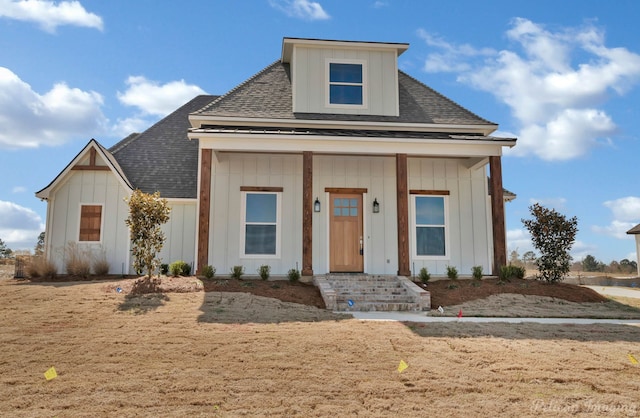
208, 153, 303, 276
158, 201, 197, 271
408, 158, 491, 275
314, 155, 398, 275
47, 170, 130, 275
291, 45, 399, 116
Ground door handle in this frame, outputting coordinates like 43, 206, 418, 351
359, 236, 363, 256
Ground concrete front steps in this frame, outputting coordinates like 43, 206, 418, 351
313, 274, 431, 312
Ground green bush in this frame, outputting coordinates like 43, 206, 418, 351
471, 265, 483, 280
257, 264, 271, 280
201, 265, 215, 279
230, 265, 244, 279
418, 267, 430, 283
287, 268, 300, 283
499, 264, 526, 282
169, 260, 190, 277
160, 264, 169, 275
446, 265, 458, 280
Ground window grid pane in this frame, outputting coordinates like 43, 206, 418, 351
244, 193, 278, 256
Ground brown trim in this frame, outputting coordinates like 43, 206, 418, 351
71, 148, 110, 171
410, 190, 450, 195
197, 149, 212, 273
396, 154, 411, 276
302, 151, 313, 276
240, 186, 284, 192
324, 187, 368, 194
490, 156, 506, 275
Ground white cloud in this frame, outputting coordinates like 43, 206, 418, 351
570, 240, 598, 261
111, 117, 150, 138
0, 0, 103, 32
11, 186, 26, 193
372, 1, 387, 8
593, 196, 640, 239
592, 220, 636, 240
117, 76, 206, 117
419, 18, 640, 161
0, 67, 107, 149
507, 228, 533, 255
269, 0, 330, 20
0, 200, 44, 251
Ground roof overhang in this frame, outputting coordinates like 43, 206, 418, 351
282, 37, 409, 63
627, 224, 640, 235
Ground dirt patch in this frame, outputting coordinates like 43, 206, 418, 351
2, 279, 640, 416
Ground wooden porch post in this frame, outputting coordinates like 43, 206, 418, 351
197, 149, 212, 273
396, 154, 411, 276
489, 156, 506, 275
302, 151, 313, 276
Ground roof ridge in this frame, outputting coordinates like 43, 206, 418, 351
192, 60, 281, 115
398, 70, 495, 126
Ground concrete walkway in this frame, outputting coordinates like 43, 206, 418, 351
337, 286, 640, 325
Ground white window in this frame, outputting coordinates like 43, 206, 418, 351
411, 195, 449, 259
326, 59, 367, 107
241, 191, 281, 257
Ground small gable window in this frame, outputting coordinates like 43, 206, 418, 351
241, 191, 281, 257
79, 204, 102, 242
328, 60, 366, 107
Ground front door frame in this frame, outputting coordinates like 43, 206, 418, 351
325, 187, 367, 273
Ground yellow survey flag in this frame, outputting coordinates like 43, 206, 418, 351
397, 360, 408, 373
44, 366, 58, 380
629, 354, 638, 365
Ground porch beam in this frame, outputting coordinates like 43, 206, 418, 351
197, 149, 212, 273
302, 151, 313, 276
396, 154, 411, 276
489, 156, 507, 275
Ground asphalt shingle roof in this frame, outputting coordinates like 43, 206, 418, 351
109, 95, 218, 199
192, 61, 495, 126
628, 224, 640, 235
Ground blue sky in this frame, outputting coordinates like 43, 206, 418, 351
1, 0, 639, 264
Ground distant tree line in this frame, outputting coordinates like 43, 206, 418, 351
508, 249, 637, 275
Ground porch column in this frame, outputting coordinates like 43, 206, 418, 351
396, 153, 411, 276
197, 148, 212, 273
489, 156, 507, 275
302, 151, 313, 276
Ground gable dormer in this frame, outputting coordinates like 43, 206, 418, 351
281, 38, 408, 117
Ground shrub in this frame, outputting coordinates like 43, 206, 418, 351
471, 265, 483, 281
27, 256, 57, 280
446, 265, 458, 280
418, 267, 430, 284
64, 242, 91, 277
92, 250, 110, 276
201, 265, 215, 279
160, 264, 169, 275
230, 265, 244, 279
257, 264, 271, 280
499, 264, 526, 282
287, 268, 300, 283
169, 260, 190, 277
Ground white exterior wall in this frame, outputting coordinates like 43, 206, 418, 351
291, 45, 399, 116
157, 201, 197, 271
635, 235, 640, 276
46, 170, 131, 275
408, 158, 491, 276
208, 153, 303, 276
314, 155, 398, 274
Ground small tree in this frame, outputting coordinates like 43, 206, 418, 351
582, 254, 601, 272
34, 232, 45, 257
0, 239, 12, 259
125, 190, 171, 279
522, 203, 578, 283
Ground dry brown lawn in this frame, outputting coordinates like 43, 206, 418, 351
2, 272, 640, 417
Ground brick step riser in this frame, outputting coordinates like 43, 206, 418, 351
335, 303, 421, 312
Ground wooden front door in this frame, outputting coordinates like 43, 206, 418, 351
330, 193, 364, 272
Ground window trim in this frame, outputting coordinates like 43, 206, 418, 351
410, 194, 449, 260
325, 58, 368, 109
78, 203, 104, 243
240, 191, 282, 259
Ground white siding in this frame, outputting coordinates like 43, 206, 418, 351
208, 153, 303, 276
292, 45, 399, 116
46, 170, 130, 275
408, 158, 491, 275
158, 201, 197, 271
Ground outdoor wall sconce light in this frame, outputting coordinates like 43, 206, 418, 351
373, 198, 380, 213
314, 197, 321, 212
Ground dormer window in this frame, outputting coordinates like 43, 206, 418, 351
327, 59, 367, 108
